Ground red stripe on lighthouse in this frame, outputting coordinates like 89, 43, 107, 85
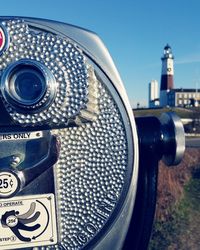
160, 75, 174, 91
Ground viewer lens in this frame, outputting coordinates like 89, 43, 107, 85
9, 66, 46, 106
0, 59, 56, 111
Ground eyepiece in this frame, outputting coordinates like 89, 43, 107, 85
8, 64, 47, 105
1, 60, 56, 111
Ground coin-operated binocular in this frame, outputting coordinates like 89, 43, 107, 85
0, 17, 185, 250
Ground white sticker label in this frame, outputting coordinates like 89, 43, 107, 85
0, 131, 44, 142
0, 172, 19, 198
0, 194, 57, 249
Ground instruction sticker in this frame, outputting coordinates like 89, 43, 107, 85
0, 131, 44, 142
0, 194, 57, 249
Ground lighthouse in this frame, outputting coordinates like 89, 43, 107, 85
160, 44, 174, 107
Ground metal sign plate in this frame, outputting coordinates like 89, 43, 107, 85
0, 131, 44, 142
0, 193, 57, 249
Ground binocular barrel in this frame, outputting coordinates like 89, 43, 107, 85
0, 17, 185, 250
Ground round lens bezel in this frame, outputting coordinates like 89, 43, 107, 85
1, 59, 56, 112
8, 65, 47, 106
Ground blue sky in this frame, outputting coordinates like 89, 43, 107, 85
0, 0, 200, 107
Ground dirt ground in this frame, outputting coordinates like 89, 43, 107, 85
149, 147, 200, 250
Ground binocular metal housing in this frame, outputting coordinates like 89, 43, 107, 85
0, 17, 185, 250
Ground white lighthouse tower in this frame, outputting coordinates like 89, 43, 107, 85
160, 44, 174, 107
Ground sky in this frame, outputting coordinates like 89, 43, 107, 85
0, 0, 200, 108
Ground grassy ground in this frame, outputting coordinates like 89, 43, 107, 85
149, 166, 200, 250
134, 109, 200, 249
133, 107, 199, 119
134, 107, 200, 133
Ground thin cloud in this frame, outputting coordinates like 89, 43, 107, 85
175, 54, 200, 65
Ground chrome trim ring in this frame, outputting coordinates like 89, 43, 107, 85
1, 59, 57, 112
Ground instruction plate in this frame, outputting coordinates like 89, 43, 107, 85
0, 193, 57, 249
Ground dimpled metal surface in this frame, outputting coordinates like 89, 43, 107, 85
0, 19, 130, 250
0, 19, 98, 126
50, 81, 128, 249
